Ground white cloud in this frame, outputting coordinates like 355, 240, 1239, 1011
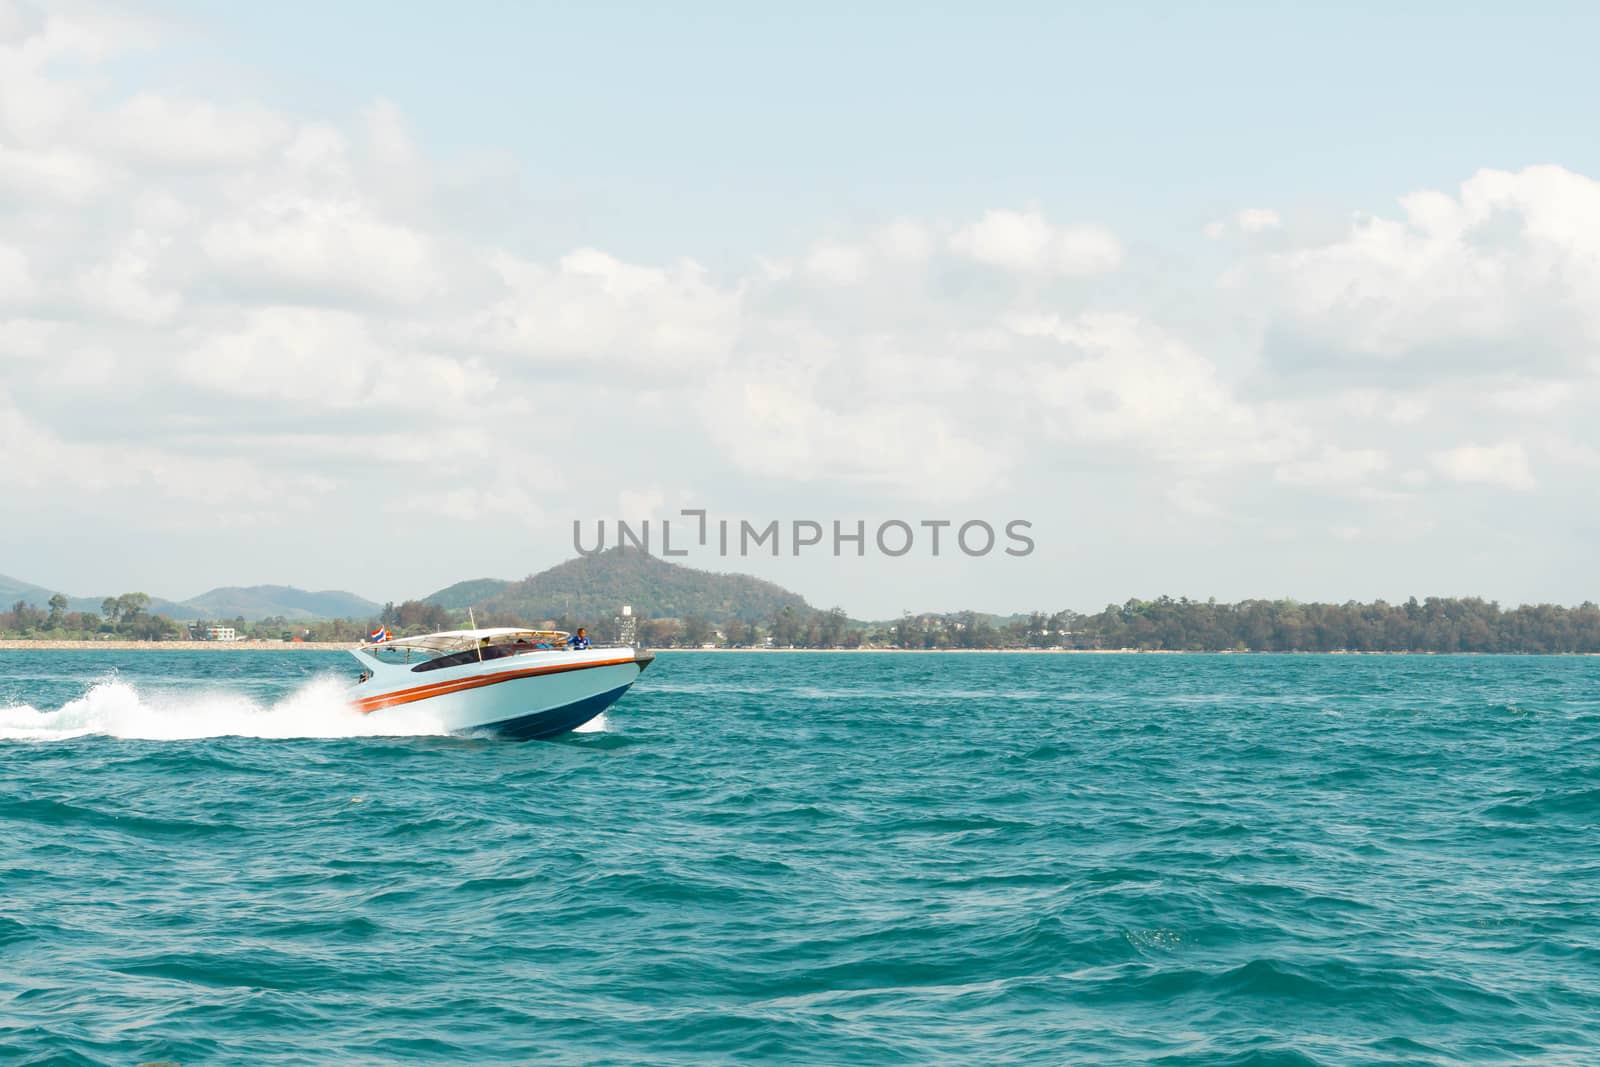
1252, 166, 1600, 368
0, 2, 158, 144
1430, 442, 1536, 491
100, 93, 291, 170
803, 241, 868, 284
1205, 207, 1281, 239
1004, 312, 1294, 465
1487, 378, 1571, 414
872, 218, 937, 264
0, 1, 46, 44
34, 344, 113, 390
1238, 208, 1281, 233
0, 142, 106, 202
703, 375, 1001, 501
396, 487, 546, 526
76, 240, 181, 325
1330, 389, 1432, 424
1539, 433, 1600, 471
467, 248, 740, 369
0, 388, 332, 513
0, 241, 33, 303
0, 315, 53, 359
202, 193, 442, 306
177, 306, 493, 414
1168, 479, 1223, 517
791, 220, 939, 286
2, 1, 1596, 613
1275, 446, 1389, 488
951, 208, 1123, 276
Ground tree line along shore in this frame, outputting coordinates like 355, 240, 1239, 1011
5, 595, 1600, 654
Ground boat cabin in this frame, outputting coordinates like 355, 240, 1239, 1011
357, 627, 572, 673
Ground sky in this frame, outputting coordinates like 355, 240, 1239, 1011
2, 0, 1598, 618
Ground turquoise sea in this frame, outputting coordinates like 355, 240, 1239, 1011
2, 651, 1597, 1065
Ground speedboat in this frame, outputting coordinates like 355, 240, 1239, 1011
347, 627, 654, 739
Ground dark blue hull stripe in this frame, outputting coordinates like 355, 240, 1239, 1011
464, 683, 634, 740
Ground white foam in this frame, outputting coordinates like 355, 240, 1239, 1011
0, 676, 451, 742
573, 713, 607, 733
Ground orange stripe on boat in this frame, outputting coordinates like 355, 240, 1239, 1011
351, 655, 636, 714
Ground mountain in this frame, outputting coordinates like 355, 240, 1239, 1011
4, 571, 379, 622
464, 549, 814, 623
180, 585, 382, 621
7, 551, 810, 626
0, 574, 183, 616
2, 573, 86, 612
423, 578, 514, 610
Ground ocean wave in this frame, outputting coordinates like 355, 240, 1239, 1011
4, 649, 1598, 1065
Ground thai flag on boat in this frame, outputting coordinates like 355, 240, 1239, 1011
370, 626, 392, 643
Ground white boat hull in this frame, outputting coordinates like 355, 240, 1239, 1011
348, 646, 653, 739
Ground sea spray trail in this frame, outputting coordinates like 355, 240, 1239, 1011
0, 676, 452, 741
1, 667, 606, 741
3, 649, 1599, 1065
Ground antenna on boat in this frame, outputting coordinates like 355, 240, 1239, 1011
469, 607, 483, 662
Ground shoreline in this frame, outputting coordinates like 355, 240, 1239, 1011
0, 641, 1594, 656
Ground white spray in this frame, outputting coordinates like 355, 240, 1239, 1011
0, 675, 455, 742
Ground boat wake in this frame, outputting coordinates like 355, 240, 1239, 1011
0, 677, 454, 742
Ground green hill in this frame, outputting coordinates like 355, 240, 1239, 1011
0, 573, 184, 616
180, 585, 382, 621
472, 549, 813, 623
1, 573, 95, 613
423, 578, 514, 610
1, 572, 379, 622
6, 554, 811, 627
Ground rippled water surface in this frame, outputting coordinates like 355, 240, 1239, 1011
3, 650, 1599, 1065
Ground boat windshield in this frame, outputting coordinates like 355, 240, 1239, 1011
358, 628, 570, 667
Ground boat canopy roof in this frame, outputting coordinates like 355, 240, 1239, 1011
361, 627, 569, 654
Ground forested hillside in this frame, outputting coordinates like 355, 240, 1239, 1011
458, 549, 814, 625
